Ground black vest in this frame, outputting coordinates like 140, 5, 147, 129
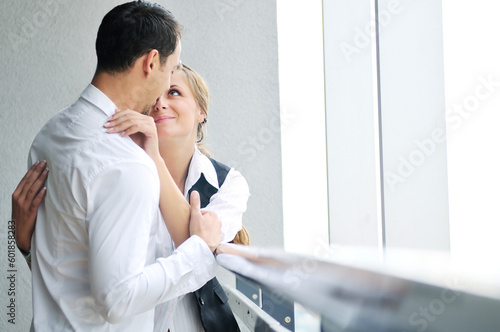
188, 158, 240, 332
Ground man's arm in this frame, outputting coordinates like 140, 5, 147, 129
87, 162, 220, 323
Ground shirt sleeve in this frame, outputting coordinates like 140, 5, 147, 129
87, 161, 216, 324
202, 169, 250, 243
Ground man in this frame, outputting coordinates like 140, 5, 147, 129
27, 2, 221, 330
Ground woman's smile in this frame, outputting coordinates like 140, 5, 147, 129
153, 114, 175, 124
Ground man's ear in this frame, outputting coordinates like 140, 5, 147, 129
143, 49, 159, 78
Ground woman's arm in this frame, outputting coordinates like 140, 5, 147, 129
11, 160, 49, 268
105, 110, 190, 247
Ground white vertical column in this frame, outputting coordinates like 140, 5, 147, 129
277, 0, 329, 255
442, 0, 500, 264
378, 0, 450, 250
323, 0, 381, 249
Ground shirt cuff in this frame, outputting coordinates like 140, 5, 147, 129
177, 235, 217, 275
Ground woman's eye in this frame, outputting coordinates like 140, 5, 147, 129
168, 89, 180, 96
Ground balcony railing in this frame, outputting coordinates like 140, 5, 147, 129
217, 244, 500, 332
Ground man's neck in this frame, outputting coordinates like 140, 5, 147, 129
91, 72, 145, 112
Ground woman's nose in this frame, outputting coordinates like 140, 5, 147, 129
153, 96, 168, 112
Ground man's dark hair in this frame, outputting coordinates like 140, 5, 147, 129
95, 1, 181, 73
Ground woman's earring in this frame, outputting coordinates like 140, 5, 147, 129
202, 118, 207, 124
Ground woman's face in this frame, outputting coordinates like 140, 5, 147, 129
150, 70, 204, 142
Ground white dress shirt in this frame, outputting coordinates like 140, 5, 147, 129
153, 147, 250, 331
29, 85, 217, 331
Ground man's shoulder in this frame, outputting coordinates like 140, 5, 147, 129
31, 97, 155, 184
33, 96, 95, 137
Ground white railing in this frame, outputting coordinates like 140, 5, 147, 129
218, 244, 500, 332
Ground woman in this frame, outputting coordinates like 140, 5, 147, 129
12, 63, 249, 331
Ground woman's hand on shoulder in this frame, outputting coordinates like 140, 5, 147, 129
105, 109, 160, 159
12, 161, 48, 252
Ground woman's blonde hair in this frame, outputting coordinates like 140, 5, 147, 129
232, 225, 250, 246
178, 63, 250, 245
176, 63, 210, 156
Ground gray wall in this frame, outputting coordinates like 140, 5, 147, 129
0, 1, 282, 330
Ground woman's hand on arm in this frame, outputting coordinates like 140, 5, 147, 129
12, 161, 49, 266
105, 110, 190, 247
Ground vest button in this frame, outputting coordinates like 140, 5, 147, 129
199, 297, 205, 306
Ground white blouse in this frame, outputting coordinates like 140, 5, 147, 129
154, 146, 250, 331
